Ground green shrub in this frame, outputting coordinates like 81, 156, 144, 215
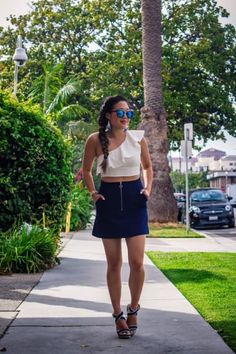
64, 182, 93, 231
0, 224, 59, 273
0, 90, 73, 232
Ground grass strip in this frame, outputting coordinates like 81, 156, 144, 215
147, 251, 236, 352
148, 223, 202, 238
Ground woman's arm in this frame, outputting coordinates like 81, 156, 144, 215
140, 138, 153, 198
82, 133, 105, 202
82, 134, 97, 193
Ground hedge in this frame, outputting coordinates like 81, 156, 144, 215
0, 90, 72, 232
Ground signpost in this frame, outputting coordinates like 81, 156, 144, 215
181, 123, 193, 232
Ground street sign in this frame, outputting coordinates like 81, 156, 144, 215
184, 123, 193, 140
183, 123, 193, 233
181, 140, 192, 158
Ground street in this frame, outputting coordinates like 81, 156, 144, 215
198, 209, 236, 240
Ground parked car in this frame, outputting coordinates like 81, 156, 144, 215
226, 184, 236, 208
174, 193, 186, 222
187, 188, 235, 229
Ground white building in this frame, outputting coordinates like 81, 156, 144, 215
169, 149, 236, 174
195, 148, 226, 172
169, 156, 198, 173
220, 155, 236, 171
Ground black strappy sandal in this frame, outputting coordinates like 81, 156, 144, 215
112, 311, 131, 339
127, 304, 140, 337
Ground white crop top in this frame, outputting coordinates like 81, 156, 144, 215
96, 130, 144, 177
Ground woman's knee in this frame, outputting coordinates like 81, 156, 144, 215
107, 259, 122, 273
129, 259, 144, 272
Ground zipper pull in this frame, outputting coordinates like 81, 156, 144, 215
119, 182, 123, 211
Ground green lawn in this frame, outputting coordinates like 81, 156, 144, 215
148, 224, 203, 238
147, 252, 236, 352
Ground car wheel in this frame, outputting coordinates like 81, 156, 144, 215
228, 220, 235, 228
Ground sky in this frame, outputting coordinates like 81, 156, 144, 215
0, 0, 235, 156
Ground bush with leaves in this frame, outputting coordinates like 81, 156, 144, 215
0, 90, 73, 232
0, 224, 59, 273
64, 182, 93, 231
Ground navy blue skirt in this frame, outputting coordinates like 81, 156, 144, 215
92, 179, 149, 238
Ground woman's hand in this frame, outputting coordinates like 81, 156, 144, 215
140, 188, 150, 199
91, 192, 105, 203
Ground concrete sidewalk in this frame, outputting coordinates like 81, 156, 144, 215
0, 230, 234, 354
145, 231, 236, 253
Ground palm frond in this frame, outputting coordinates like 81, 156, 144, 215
56, 104, 90, 121
46, 79, 82, 113
28, 62, 64, 104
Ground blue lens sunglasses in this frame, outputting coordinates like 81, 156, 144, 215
111, 109, 134, 119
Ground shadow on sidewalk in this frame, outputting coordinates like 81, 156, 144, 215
0, 307, 234, 354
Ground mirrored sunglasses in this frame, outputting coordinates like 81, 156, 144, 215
111, 109, 134, 119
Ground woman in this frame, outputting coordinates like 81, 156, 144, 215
82, 95, 153, 339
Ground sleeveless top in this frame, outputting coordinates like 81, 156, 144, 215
96, 130, 144, 177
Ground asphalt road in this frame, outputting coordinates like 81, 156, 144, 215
203, 226, 236, 239
198, 209, 236, 239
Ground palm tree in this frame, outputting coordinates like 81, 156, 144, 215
46, 79, 90, 124
140, 0, 177, 222
28, 63, 63, 113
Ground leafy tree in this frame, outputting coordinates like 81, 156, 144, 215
162, 0, 236, 146
85, 0, 236, 145
0, 0, 96, 105
27, 62, 94, 137
171, 171, 209, 192
0, 0, 235, 143
28, 62, 64, 112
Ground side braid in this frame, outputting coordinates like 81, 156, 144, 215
98, 95, 128, 173
98, 110, 109, 172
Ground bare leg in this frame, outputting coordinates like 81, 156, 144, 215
125, 235, 146, 329
102, 238, 130, 336
102, 238, 122, 314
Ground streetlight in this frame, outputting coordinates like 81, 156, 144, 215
12, 35, 28, 99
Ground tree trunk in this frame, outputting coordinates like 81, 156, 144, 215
140, 0, 177, 222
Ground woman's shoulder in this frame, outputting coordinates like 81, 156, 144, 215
127, 130, 145, 142
86, 132, 99, 143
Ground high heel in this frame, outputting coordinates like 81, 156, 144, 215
127, 304, 140, 337
112, 311, 131, 339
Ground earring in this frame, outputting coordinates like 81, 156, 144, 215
106, 121, 112, 132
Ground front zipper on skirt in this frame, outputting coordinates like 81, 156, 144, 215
119, 182, 123, 211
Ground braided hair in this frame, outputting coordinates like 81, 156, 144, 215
98, 95, 128, 172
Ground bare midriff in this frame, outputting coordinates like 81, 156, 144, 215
101, 175, 140, 183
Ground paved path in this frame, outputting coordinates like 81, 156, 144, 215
0, 230, 234, 354
146, 231, 236, 253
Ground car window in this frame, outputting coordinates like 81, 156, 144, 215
178, 196, 186, 202
191, 190, 226, 202
174, 195, 186, 202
